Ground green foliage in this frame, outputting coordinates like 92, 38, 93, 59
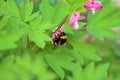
7, 0, 21, 19
0, 0, 120, 80
39, 0, 54, 21
0, 53, 55, 80
87, 0, 120, 41
67, 62, 109, 80
0, 15, 22, 50
41, 45, 82, 79
83, 62, 110, 80
29, 30, 51, 49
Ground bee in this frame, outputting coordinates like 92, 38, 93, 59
51, 15, 68, 46
51, 15, 73, 49
53, 32, 67, 46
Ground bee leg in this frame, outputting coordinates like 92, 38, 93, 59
53, 45, 59, 50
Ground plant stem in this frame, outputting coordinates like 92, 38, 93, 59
26, 36, 30, 48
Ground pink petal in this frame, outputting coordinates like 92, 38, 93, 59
69, 15, 77, 27
92, 1, 103, 10
52, 25, 64, 39
73, 12, 80, 21
83, 1, 93, 9
69, 12, 80, 27
83, 0, 103, 10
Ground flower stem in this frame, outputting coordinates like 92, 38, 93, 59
26, 36, 30, 48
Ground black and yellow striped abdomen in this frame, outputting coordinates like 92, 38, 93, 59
53, 32, 67, 46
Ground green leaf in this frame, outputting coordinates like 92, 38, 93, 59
49, 0, 56, 4
0, 53, 55, 80
71, 42, 101, 61
80, 43, 101, 61
67, 62, 109, 80
29, 15, 56, 33
0, 0, 6, 14
101, 28, 120, 38
39, 0, 54, 21
82, 63, 110, 80
53, 1, 68, 23
7, 0, 21, 19
29, 15, 42, 28
66, 62, 83, 80
78, 22, 86, 29
87, 0, 120, 40
24, 11, 40, 22
44, 54, 65, 79
14, 0, 22, 5
40, 45, 83, 79
87, 27, 104, 41
0, 32, 22, 50
19, 0, 33, 20
84, 62, 95, 78
44, 51, 82, 79
68, 30, 86, 40
94, 63, 110, 80
0, 15, 9, 30
29, 30, 51, 49
11, 18, 29, 29
63, 0, 87, 12
87, 27, 120, 41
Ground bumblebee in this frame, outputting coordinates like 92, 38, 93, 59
51, 15, 73, 49
53, 32, 67, 46
51, 15, 68, 46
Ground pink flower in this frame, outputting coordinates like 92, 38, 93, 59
83, 0, 103, 14
69, 12, 80, 29
52, 25, 64, 39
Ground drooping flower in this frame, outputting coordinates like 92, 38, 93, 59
83, 0, 103, 14
69, 12, 80, 29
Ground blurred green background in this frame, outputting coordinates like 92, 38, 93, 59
0, 0, 120, 80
